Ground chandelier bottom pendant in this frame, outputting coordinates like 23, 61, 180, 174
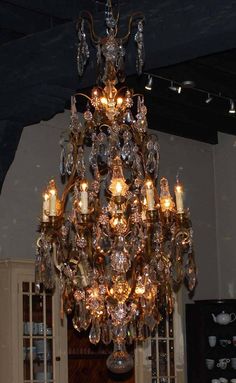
35, 0, 197, 374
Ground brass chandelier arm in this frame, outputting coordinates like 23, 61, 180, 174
133, 93, 144, 98
73, 92, 92, 102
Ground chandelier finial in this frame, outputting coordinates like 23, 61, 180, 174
105, 0, 118, 30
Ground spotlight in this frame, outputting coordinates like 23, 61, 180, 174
229, 99, 235, 114
177, 86, 182, 94
145, 75, 153, 91
205, 93, 212, 104
169, 81, 181, 94
181, 80, 195, 88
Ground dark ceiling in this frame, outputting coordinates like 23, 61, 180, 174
1, 0, 236, 191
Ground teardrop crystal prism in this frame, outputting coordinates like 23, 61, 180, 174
89, 320, 101, 344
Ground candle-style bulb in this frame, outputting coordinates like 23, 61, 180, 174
109, 156, 128, 198
174, 180, 184, 214
48, 179, 58, 217
145, 179, 155, 211
80, 180, 89, 214
160, 177, 174, 213
42, 191, 50, 222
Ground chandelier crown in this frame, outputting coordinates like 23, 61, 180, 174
35, 0, 197, 374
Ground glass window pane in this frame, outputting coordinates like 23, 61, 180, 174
46, 295, 52, 330
168, 313, 174, 337
23, 282, 29, 293
158, 315, 166, 337
169, 340, 175, 376
23, 338, 30, 381
23, 294, 30, 324
32, 294, 43, 325
158, 340, 167, 377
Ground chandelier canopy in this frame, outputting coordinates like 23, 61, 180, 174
35, 0, 196, 374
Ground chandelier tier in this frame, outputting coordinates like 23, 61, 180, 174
35, 0, 196, 374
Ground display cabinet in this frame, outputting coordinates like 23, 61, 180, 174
186, 299, 236, 383
0, 260, 68, 383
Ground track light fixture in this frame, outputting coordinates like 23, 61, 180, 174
145, 75, 153, 90
168, 81, 181, 94
229, 99, 235, 114
205, 93, 212, 104
144, 72, 235, 116
177, 85, 182, 94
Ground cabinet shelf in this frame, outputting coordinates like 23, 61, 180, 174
24, 359, 52, 364
68, 353, 110, 360
23, 336, 53, 339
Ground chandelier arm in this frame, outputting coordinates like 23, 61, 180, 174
132, 93, 144, 99
77, 11, 100, 44
116, 86, 129, 96
73, 92, 92, 102
60, 181, 76, 213
121, 13, 145, 43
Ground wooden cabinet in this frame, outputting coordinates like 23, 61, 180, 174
186, 299, 236, 383
0, 260, 68, 383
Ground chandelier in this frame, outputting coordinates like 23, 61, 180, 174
35, 0, 196, 374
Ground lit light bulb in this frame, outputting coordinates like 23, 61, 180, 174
42, 192, 49, 222
109, 178, 128, 197
145, 180, 155, 210
160, 177, 175, 213
48, 180, 57, 216
146, 180, 152, 189
174, 181, 184, 213
164, 198, 171, 209
80, 180, 89, 214
115, 180, 123, 195
160, 196, 174, 213
116, 97, 123, 106
81, 181, 88, 192
109, 157, 129, 198
101, 97, 108, 105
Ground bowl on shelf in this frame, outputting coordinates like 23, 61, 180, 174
46, 327, 52, 336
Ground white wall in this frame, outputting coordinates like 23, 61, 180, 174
0, 110, 227, 301
0, 112, 67, 260
214, 132, 236, 299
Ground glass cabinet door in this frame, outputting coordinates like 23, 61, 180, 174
21, 282, 54, 383
149, 311, 176, 383
135, 297, 184, 383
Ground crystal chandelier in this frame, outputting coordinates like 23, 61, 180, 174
35, 0, 196, 374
